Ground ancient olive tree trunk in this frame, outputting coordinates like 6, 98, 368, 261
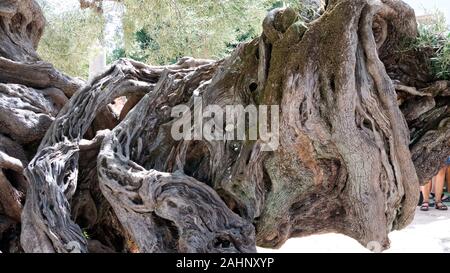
0, 0, 86, 252
1, 0, 449, 253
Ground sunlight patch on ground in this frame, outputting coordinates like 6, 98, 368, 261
258, 207, 450, 253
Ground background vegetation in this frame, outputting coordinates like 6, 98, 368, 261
36, 0, 449, 81
36, 0, 105, 79
414, 11, 450, 80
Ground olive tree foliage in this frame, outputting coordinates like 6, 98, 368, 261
35, 0, 322, 76
35, 0, 105, 79
113, 0, 324, 64
117, 0, 263, 64
413, 11, 450, 80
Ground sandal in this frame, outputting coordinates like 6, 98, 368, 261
420, 202, 429, 211
435, 202, 448, 210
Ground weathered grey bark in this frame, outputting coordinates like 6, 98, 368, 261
405, 81, 450, 184
0, 0, 84, 252
0, 0, 448, 253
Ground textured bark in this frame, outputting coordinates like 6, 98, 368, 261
0, 0, 84, 252
405, 81, 450, 184
0, 0, 449, 253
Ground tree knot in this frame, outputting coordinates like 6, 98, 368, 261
263, 8, 299, 44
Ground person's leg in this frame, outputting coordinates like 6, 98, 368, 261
446, 166, 450, 191
421, 181, 431, 202
420, 181, 431, 211
435, 167, 448, 210
431, 176, 436, 196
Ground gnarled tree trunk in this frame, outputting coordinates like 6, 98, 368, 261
0, 0, 448, 253
0, 0, 85, 252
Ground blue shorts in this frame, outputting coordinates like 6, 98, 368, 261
446, 156, 450, 165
